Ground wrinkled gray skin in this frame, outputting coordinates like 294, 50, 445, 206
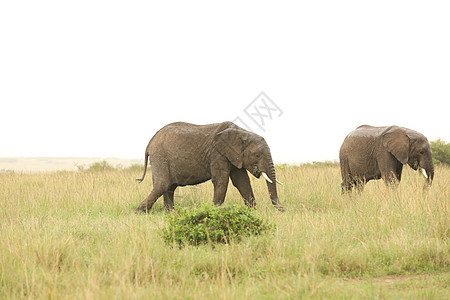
339, 125, 434, 192
135, 121, 284, 213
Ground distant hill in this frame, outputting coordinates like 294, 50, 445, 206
0, 157, 142, 172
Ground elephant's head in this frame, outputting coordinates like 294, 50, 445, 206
214, 127, 284, 210
382, 126, 434, 185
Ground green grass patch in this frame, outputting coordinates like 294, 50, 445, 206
162, 204, 274, 246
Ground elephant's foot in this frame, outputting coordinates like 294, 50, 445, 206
163, 206, 175, 212
244, 199, 256, 209
135, 207, 150, 214
274, 203, 286, 212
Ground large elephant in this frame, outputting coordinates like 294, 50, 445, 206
339, 125, 434, 192
135, 121, 285, 213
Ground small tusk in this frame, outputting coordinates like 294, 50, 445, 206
421, 168, 428, 179
262, 172, 273, 183
275, 178, 283, 185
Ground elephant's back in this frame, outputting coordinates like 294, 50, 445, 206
157, 121, 233, 135
147, 121, 234, 159
340, 125, 384, 158
348, 125, 388, 138
149, 123, 210, 148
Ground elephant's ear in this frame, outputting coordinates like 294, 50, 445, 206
214, 128, 244, 168
382, 127, 410, 164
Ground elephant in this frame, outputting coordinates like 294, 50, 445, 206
135, 121, 285, 213
339, 125, 434, 192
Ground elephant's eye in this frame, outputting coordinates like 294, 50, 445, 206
419, 150, 425, 155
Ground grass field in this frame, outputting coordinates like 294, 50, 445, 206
1, 164, 449, 299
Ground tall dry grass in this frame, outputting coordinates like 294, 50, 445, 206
0, 165, 448, 299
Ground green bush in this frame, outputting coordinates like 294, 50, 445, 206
77, 161, 144, 172
87, 161, 116, 172
124, 164, 145, 172
303, 160, 339, 168
430, 138, 450, 166
162, 205, 275, 246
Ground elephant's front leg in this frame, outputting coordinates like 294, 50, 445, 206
230, 167, 255, 208
381, 158, 403, 186
210, 162, 231, 206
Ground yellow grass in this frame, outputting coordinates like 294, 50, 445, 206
0, 164, 449, 299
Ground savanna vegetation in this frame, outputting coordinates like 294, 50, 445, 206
0, 163, 448, 299
430, 138, 450, 166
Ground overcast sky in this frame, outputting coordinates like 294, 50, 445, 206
1, 1, 449, 163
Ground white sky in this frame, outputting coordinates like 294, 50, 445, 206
1, 1, 449, 163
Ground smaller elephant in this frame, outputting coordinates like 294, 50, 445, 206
135, 121, 285, 213
339, 125, 434, 192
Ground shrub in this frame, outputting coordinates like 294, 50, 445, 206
302, 161, 339, 168
162, 205, 275, 246
87, 161, 116, 172
124, 164, 145, 172
430, 138, 450, 166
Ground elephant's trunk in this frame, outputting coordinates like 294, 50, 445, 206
263, 149, 285, 211
424, 165, 434, 186
421, 159, 434, 186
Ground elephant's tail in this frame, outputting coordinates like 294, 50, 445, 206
136, 151, 149, 183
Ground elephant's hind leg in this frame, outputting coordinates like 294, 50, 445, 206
163, 186, 177, 211
341, 176, 365, 194
341, 174, 357, 193
135, 187, 166, 213
354, 179, 366, 193
340, 159, 353, 193
136, 176, 169, 213
341, 181, 352, 193
136, 164, 171, 213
